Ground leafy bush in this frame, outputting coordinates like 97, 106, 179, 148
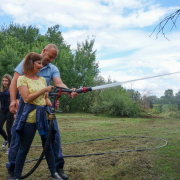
162, 104, 178, 113
151, 104, 161, 114
89, 87, 140, 117
162, 111, 180, 119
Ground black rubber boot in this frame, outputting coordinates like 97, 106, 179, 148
56, 169, 68, 180
7, 169, 14, 180
50, 172, 63, 180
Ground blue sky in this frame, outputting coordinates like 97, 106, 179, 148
0, 0, 180, 97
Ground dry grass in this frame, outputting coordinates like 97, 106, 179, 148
0, 113, 180, 180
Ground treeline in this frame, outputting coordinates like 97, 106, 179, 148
141, 89, 180, 114
0, 23, 141, 116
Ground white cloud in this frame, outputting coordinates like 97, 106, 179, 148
0, 0, 179, 97
0, 0, 175, 28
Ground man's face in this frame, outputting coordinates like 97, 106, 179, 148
41, 48, 57, 66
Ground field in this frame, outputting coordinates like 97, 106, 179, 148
0, 113, 180, 180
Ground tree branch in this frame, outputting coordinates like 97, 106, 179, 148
150, 8, 180, 40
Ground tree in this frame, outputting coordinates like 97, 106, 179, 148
62, 38, 100, 112
175, 90, 180, 110
0, 23, 40, 49
127, 89, 141, 102
159, 89, 176, 106
45, 25, 64, 46
73, 38, 99, 87
141, 95, 158, 109
164, 89, 174, 98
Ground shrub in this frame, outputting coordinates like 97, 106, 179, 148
89, 87, 140, 117
161, 104, 178, 113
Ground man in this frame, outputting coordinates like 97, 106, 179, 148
7, 44, 77, 180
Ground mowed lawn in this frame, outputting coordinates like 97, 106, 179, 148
0, 113, 180, 180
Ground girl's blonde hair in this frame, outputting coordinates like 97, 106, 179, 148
1, 74, 12, 92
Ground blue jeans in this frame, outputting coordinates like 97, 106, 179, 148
6, 98, 64, 172
14, 123, 56, 179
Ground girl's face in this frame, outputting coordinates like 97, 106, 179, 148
33, 60, 43, 74
2, 77, 9, 88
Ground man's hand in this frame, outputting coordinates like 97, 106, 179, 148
9, 100, 18, 114
70, 88, 78, 99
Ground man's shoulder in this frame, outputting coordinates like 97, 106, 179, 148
48, 63, 58, 69
47, 63, 59, 74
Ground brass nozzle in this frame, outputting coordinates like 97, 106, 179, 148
48, 113, 56, 121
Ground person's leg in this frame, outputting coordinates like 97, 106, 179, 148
6, 97, 25, 173
6, 123, 20, 174
41, 135, 56, 175
52, 119, 64, 168
52, 119, 68, 180
0, 110, 8, 142
14, 123, 36, 179
6, 111, 14, 148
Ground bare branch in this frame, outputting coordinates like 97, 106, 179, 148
150, 8, 180, 40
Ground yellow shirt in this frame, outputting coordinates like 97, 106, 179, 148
17, 76, 47, 123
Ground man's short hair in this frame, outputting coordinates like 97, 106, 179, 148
44, 44, 59, 54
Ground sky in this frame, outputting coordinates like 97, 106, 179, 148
0, 0, 180, 97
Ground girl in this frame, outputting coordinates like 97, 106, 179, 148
14, 52, 62, 180
0, 74, 20, 154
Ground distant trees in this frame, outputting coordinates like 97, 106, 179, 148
141, 88, 180, 115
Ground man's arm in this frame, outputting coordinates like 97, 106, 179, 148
9, 72, 22, 114
52, 77, 78, 99
53, 77, 68, 88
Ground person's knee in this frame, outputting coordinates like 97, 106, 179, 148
7, 127, 12, 135
19, 147, 30, 156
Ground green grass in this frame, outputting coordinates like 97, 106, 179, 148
0, 113, 180, 180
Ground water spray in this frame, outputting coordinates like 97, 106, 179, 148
52, 71, 180, 97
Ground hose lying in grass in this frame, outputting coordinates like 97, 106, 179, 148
21, 135, 167, 162
0, 135, 168, 160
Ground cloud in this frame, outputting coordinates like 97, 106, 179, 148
0, 0, 175, 28
0, 0, 179, 97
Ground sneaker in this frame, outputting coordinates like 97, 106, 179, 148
2, 140, 8, 147
56, 169, 69, 180
50, 172, 63, 180
5, 148, 10, 154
